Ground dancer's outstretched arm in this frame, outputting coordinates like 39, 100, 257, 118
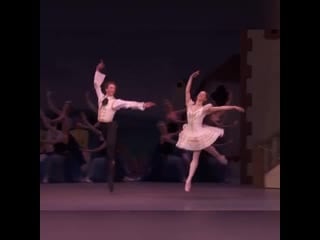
206, 105, 244, 114
185, 70, 200, 105
112, 99, 155, 111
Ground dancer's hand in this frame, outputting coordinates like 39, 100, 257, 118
190, 70, 200, 79
143, 102, 156, 109
96, 59, 105, 71
234, 106, 245, 112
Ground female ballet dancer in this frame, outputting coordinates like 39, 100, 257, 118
176, 70, 244, 192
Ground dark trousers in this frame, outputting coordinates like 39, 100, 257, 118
99, 122, 118, 180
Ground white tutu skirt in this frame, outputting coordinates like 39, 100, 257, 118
176, 124, 224, 151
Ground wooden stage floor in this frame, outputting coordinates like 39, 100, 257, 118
40, 183, 280, 240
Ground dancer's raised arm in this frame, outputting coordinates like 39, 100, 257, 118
185, 70, 200, 105
93, 60, 106, 103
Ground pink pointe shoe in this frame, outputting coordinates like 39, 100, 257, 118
185, 180, 192, 192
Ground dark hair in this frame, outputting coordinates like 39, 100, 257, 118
210, 85, 229, 106
101, 80, 116, 94
105, 81, 116, 89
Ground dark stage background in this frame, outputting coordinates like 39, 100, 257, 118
40, 1, 267, 111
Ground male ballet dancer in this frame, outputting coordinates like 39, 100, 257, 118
93, 60, 155, 192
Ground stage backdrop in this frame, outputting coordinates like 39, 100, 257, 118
242, 29, 280, 185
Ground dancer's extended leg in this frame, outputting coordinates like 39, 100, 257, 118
204, 145, 228, 165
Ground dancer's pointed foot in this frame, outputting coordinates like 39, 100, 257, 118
184, 180, 191, 192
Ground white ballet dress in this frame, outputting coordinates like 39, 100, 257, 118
176, 101, 224, 151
